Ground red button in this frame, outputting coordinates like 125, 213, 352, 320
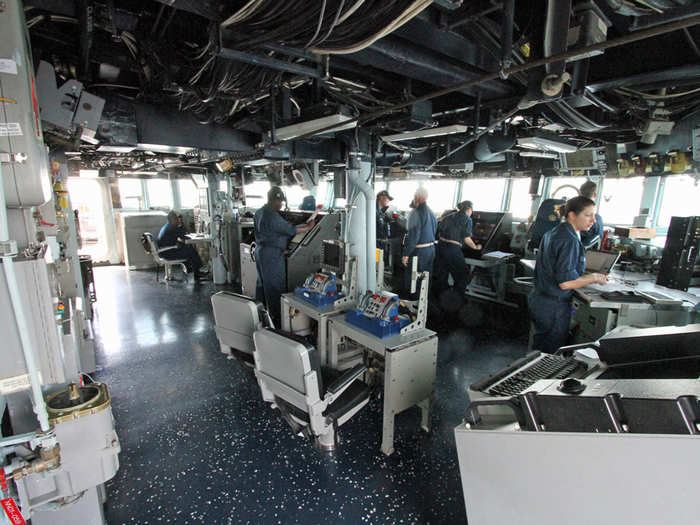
381, 297, 386, 303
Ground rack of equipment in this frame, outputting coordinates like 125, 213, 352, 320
294, 241, 347, 307
281, 240, 357, 367
656, 215, 699, 291
240, 210, 340, 297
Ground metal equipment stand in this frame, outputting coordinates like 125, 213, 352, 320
465, 255, 518, 308
328, 317, 437, 455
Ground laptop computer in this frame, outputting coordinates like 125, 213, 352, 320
584, 249, 620, 274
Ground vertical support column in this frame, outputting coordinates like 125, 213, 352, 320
347, 181, 367, 295
171, 175, 182, 210
639, 176, 662, 228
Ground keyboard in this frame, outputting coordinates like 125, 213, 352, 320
479, 353, 585, 397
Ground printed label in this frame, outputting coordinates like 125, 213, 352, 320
1, 499, 25, 525
0, 374, 31, 395
0, 123, 22, 137
0, 59, 18, 75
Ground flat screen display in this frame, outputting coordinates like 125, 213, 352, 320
322, 242, 342, 268
585, 250, 620, 274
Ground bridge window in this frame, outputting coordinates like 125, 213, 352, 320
461, 178, 507, 212
509, 178, 533, 219
118, 178, 145, 209
146, 178, 173, 209
178, 179, 200, 209
428, 180, 458, 215
548, 176, 588, 200
598, 177, 644, 226
388, 180, 420, 210
657, 175, 700, 229
244, 180, 270, 208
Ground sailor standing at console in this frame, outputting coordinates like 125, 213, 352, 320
434, 200, 482, 295
254, 186, 315, 326
402, 187, 438, 298
376, 190, 393, 249
528, 196, 608, 353
579, 180, 604, 248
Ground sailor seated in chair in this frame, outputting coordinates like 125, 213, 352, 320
157, 210, 206, 280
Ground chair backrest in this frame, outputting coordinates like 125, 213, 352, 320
528, 198, 565, 250
211, 292, 266, 354
142, 232, 163, 263
253, 329, 322, 397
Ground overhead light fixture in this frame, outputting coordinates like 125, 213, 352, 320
517, 135, 577, 153
381, 124, 468, 142
271, 114, 356, 141
518, 150, 559, 159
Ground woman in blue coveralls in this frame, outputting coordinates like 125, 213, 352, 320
253, 186, 315, 326
402, 186, 438, 299
528, 196, 608, 353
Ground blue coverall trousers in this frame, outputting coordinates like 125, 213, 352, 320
255, 246, 286, 327
434, 242, 470, 294
162, 245, 202, 273
528, 292, 572, 354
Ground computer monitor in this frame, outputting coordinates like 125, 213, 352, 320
322, 241, 345, 272
585, 250, 620, 274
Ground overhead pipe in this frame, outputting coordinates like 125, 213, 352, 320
275, 15, 700, 145
346, 154, 376, 293
356, 37, 512, 97
0, 165, 52, 434
474, 133, 516, 161
501, 0, 515, 70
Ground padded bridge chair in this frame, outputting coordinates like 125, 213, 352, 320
211, 291, 272, 372
253, 328, 369, 451
142, 232, 188, 282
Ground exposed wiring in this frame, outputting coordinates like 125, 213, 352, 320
309, 0, 433, 55
220, 0, 266, 27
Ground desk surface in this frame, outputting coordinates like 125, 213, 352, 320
282, 293, 354, 317
519, 260, 699, 307
577, 269, 700, 308
329, 316, 436, 353
184, 234, 212, 245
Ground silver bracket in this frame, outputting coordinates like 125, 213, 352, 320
0, 240, 19, 257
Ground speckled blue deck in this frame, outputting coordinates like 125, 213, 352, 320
92, 266, 527, 525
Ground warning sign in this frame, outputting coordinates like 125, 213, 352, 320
1, 498, 25, 525
0, 123, 22, 136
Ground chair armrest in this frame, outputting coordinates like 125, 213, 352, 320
325, 364, 367, 398
157, 245, 178, 254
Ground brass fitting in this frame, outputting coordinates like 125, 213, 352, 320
10, 444, 61, 481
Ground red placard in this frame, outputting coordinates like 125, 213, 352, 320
1, 498, 26, 525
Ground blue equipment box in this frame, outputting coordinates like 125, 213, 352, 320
294, 287, 344, 307
344, 309, 410, 338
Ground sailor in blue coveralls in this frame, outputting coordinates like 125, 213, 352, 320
376, 189, 392, 250
402, 187, 438, 298
253, 186, 315, 326
434, 200, 482, 295
578, 180, 604, 248
528, 196, 608, 353
157, 211, 205, 279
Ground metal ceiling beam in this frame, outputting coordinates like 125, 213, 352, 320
585, 64, 700, 92
275, 13, 700, 143
631, 4, 700, 31
347, 37, 514, 97
218, 47, 322, 78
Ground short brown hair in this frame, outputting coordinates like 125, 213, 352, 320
580, 181, 597, 199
